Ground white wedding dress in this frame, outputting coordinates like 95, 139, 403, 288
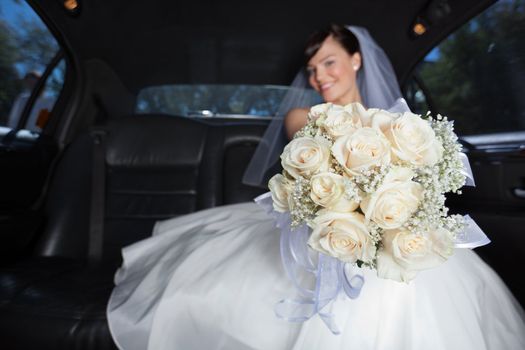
107, 201, 525, 350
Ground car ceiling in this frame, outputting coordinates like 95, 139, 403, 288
30, 0, 495, 94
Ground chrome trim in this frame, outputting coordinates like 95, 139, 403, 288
462, 131, 525, 145
186, 112, 282, 121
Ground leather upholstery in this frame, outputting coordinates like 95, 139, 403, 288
0, 114, 269, 349
0, 257, 116, 350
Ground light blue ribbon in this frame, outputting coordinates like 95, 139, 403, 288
255, 193, 364, 334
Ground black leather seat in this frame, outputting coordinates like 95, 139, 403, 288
0, 257, 115, 350
0, 114, 269, 349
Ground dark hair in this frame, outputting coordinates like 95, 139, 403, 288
304, 24, 360, 63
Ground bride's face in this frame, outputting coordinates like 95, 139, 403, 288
307, 35, 361, 106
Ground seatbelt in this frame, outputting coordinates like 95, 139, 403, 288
88, 128, 107, 263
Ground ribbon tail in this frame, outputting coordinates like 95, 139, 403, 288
257, 192, 366, 335
274, 253, 340, 334
339, 262, 365, 299
314, 254, 342, 334
459, 152, 476, 187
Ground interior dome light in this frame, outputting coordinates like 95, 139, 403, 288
413, 21, 428, 36
63, 0, 79, 12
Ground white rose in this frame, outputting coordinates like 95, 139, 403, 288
310, 173, 358, 212
377, 227, 454, 283
360, 167, 423, 229
368, 109, 398, 132
268, 174, 293, 212
331, 127, 391, 176
316, 104, 363, 139
308, 211, 376, 263
281, 136, 331, 179
308, 103, 333, 122
384, 112, 444, 166
343, 101, 369, 120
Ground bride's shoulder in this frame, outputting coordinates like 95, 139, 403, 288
284, 108, 309, 139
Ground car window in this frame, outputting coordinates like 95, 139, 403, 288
404, 0, 525, 137
136, 84, 322, 119
0, 0, 65, 135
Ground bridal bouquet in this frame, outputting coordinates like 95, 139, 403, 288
268, 102, 468, 283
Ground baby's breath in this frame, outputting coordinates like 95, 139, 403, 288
354, 165, 390, 194
407, 165, 447, 234
442, 214, 467, 239
330, 158, 345, 175
294, 121, 317, 139
342, 177, 361, 203
431, 116, 466, 193
404, 115, 468, 236
289, 177, 317, 227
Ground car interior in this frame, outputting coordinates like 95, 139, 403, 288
0, 0, 523, 349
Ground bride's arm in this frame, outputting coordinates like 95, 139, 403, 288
284, 108, 309, 139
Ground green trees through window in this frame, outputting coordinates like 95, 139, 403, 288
415, 0, 525, 136
0, 0, 61, 130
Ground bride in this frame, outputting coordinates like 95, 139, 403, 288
107, 25, 525, 350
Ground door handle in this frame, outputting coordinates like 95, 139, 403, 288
513, 188, 525, 199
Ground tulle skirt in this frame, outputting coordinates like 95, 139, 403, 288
107, 202, 525, 350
